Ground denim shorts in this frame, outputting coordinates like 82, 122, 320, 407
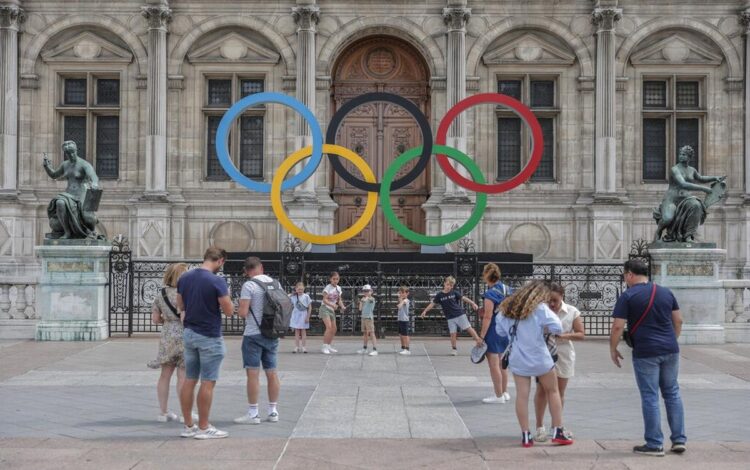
398, 321, 410, 336
183, 328, 226, 381
242, 334, 279, 370
447, 314, 472, 333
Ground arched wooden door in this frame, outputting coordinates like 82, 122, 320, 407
331, 36, 431, 252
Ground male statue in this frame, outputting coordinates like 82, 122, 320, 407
43, 141, 103, 240
653, 145, 726, 243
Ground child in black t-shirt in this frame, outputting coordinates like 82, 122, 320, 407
420, 276, 482, 355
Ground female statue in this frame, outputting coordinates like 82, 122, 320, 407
653, 146, 726, 243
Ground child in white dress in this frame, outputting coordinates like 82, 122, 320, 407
289, 282, 312, 353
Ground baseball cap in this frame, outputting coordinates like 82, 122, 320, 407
362, 284, 372, 291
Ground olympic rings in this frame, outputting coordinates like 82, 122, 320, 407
271, 144, 378, 245
436, 93, 543, 194
217, 91, 542, 246
381, 145, 487, 246
216, 92, 323, 193
326, 92, 433, 192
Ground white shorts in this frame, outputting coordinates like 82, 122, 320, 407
447, 314, 472, 333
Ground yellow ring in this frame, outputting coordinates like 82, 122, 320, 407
271, 144, 378, 245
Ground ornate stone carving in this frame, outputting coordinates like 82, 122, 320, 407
292, 5, 320, 31
591, 7, 621, 32
740, 9, 750, 34
141, 5, 172, 31
0, 5, 25, 29
442, 7, 471, 32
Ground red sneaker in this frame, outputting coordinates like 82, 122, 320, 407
551, 427, 574, 446
522, 431, 534, 448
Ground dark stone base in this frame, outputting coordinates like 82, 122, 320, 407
649, 241, 717, 249
43, 237, 111, 246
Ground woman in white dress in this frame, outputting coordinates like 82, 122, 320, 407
534, 282, 585, 442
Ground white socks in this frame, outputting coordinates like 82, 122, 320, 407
268, 403, 277, 415
248, 403, 259, 417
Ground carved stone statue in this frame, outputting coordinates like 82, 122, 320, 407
653, 145, 726, 243
43, 141, 104, 240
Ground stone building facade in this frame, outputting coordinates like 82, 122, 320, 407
1, 0, 749, 285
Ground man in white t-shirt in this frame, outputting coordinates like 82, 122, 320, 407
234, 256, 280, 425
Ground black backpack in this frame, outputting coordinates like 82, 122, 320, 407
248, 278, 293, 339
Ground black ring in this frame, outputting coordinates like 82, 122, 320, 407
326, 92, 433, 192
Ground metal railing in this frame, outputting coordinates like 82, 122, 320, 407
108, 237, 628, 337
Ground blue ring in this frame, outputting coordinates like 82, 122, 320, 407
215, 92, 323, 193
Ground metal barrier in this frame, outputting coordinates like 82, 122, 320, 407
109, 237, 629, 337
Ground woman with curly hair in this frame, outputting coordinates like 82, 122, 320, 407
496, 280, 573, 448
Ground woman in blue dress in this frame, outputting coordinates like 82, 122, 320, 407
479, 263, 512, 404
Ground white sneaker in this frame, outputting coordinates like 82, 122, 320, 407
535, 426, 549, 443
233, 413, 261, 425
502, 392, 511, 401
157, 411, 179, 422
399, 349, 411, 355
328, 346, 338, 353
357, 348, 367, 355
292, 347, 299, 354
302, 347, 307, 354
268, 411, 279, 423
322, 345, 331, 355
180, 424, 198, 438
451, 349, 458, 356
194, 425, 228, 440
368, 350, 378, 356
179, 412, 199, 424
482, 395, 506, 404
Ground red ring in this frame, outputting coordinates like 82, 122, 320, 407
436, 93, 544, 194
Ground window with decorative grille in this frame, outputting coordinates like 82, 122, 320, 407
641, 78, 704, 182
58, 75, 120, 179
204, 77, 265, 181
496, 76, 558, 182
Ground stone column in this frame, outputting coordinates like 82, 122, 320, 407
741, 9, 750, 198
591, 6, 621, 196
0, 2, 24, 196
292, 1, 319, 199
141, 1, 171, 198
442, 3, 470, 200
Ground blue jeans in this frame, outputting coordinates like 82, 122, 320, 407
183, 328, 226, 381
632, 353, 687, 448
242, 334, 279, 370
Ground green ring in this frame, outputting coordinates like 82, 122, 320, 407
380, 144, 487, 246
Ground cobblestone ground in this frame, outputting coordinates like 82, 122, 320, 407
1, 337, 748, 469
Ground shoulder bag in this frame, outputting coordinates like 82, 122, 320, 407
502, 318, 520, 370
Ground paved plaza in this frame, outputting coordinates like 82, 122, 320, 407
0, 337, 749, 469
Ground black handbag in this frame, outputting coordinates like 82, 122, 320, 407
623, 283, 657, 348
502, 318, 520, 370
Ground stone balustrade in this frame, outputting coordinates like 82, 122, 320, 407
0, 283, 36, 319
724, 280, 750, 323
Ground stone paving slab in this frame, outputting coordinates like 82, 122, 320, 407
1, 338, 749, 469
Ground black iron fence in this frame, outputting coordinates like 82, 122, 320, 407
109, 237, 638, 337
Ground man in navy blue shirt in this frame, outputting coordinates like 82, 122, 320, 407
610, 259, 685, 457
176, 247, 234, 440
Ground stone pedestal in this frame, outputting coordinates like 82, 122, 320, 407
650, 247, 726, 344
35, 242, 112, 341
